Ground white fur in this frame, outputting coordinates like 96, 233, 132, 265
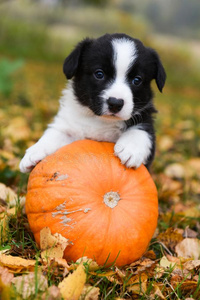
20, 82, 126, 173
101, 38, 137, 120
20, 39, 152, 173
114, 126, 152, 168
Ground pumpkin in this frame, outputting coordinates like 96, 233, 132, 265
26, 140, 158, 267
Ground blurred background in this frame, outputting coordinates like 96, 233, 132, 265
0, 0, 200, 192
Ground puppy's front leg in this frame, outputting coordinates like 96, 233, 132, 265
114, 127, 153, 169
20, 128, 73, 173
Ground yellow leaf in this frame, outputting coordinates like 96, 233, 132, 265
127, 274, 147, 294
3, 117, 31, 142
76, 257, 99, 271
40, 227, 69, 261
159, 256, 176, 269
0, 254, 36, 273
58, 264, 86, 300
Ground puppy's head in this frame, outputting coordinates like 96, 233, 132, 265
63, 33, 166, 120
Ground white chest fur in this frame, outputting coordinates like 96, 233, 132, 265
52, 83, 126, 143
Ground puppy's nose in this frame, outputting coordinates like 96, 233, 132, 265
107, 97, 124, 113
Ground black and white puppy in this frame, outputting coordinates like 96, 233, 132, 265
20, 33, 166, 173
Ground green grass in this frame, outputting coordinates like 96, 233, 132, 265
0, 3, 200, 298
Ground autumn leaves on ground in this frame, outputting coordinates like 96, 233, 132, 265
1, 20, 200, 300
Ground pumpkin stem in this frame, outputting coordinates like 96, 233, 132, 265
103, 191, 120, 208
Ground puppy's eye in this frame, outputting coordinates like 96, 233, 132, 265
132, 76, 142, 86
94, 69, 104, 80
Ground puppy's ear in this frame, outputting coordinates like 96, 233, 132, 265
63, 38, 92, 79
150, 49, 166, 92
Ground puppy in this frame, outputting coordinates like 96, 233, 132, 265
20, 33, 166, 173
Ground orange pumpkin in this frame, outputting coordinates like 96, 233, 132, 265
26, 140, 158, 266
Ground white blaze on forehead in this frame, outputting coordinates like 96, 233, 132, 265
112, 38, 137, 79
101, 38, 137, 120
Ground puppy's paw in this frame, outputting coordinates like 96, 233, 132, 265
19, 143, 48, 173
114, 130, 152, 168
114, 143, 145, 168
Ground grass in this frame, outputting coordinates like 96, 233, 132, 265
0, 3, 200, 298
0, 62, 200, 298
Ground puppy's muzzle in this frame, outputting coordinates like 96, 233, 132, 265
107, 97, 124, 113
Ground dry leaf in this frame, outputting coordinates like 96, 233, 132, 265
40, 227, 69, 261
80, 284, 100, 300
157, 227, 183, 252
186, 158, 200, 178
12, 272, 47, 299
183, 260, 200, 270
0, 254, 36, 272
127, 274, 147, 294
150, 284, 165, 300
164, 163, 185, 179
183, 226, 198, 238
180, 280, 200, 297
143, 250, 157, 260
0, 207, 17, 242
175, 238, 200, 259
58, 263, 86, 300
0, 266, 14, 285
76, 257, 99, 271
158, 135, 173, 151
157, 174, 183, 203
0, 183, 17, 203
159, 256, 177, 269
41, 285, 62, 300
0, 277, 13, 300
3, 117, 31, 142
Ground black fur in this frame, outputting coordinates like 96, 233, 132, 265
63, 33, 166, 168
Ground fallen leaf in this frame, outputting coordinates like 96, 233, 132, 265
0, 254, 36, 272
3, 117, 31, 142
183, 260, 200, 270
58, 263, 86, 300
159, 256, 177, 269
180, 280, 200, 297
183, 226, 198, 238
143, 250, 157, 260
150, 283, 165, 299
157, 227, 183, 252
0, 277, 14, 300
0, 205, 6, 213
0, 266, 14, 285
156, 174, 183, 203
76, 256, 99, 271
158, 135, 173, 151
165, 163, 185, 179
185, 158, 200, 178
40, 227, 69, 261
127, 274, 147, 294
80, 284, 100, 300
0, 183, 17, 203
175, 238, 200, 259
12, 272, 47, 299
41, 285, 62, 300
